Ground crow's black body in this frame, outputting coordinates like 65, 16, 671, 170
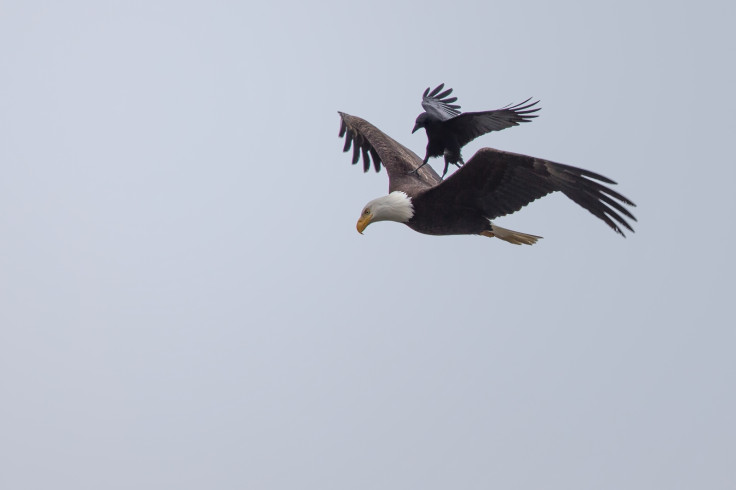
412, 84, 540, 179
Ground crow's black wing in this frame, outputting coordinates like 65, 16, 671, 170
420, 83, 462, 121
445, 98, 540, 147
338, 112, 441, 192
422, 147, 636, 236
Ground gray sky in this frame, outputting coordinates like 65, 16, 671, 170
1, 1, 734, 489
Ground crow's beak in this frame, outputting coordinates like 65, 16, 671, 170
412, 123, 421, 134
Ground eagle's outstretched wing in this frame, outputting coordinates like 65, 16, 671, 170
338, 112, 440, 192
422, 147, 636, 236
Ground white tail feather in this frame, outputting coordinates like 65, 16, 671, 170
481, 224, 542, 245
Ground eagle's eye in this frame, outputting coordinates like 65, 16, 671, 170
363, 208, 370, 215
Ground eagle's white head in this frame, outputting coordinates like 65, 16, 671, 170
356, 191, 414, 234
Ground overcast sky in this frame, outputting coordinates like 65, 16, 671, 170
1, 1, 734, 489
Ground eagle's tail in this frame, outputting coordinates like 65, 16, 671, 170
481, 224, 542, 246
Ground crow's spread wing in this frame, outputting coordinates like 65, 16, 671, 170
422, 147, 636, 236
420, 83, 462, 121
446, 98, 540, 147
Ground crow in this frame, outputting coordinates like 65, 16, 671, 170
411, 84, 540, 179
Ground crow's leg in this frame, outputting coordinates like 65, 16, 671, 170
440, 158, 451, 180
407, 155, 430, 175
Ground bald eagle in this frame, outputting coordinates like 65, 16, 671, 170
338, 112, 635, 245
412, 84, 540, 179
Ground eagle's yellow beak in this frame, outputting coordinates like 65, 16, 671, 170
356, 213, 373, 234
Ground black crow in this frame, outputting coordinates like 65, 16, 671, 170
411, 84, 540, 179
